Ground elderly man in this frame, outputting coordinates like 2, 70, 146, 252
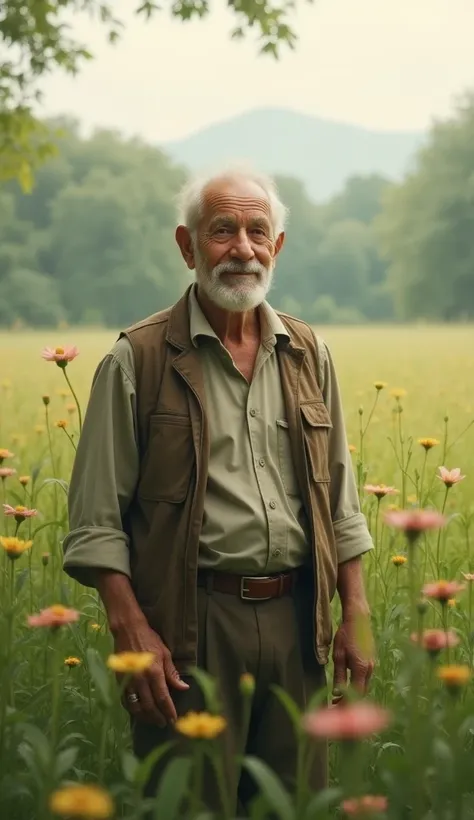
63, 166, 373, 810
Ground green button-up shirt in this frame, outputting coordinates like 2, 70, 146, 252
63, 289, 372, 584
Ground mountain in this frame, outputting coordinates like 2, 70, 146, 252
163, 108, 424, 201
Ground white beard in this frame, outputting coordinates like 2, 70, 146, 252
194, 251, 274, 313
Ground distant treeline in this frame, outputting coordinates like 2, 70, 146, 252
1, 94, 474, 327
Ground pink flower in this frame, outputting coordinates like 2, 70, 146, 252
437, 466, 465, 488
302, 702, 391, 740
411, 628, 459, 654
0, 467, 16, 479
342, 795, 388, 816
28, 604, 80, 629
384, 509, 446, 541
364, 484, 399, 500
422, 580, 465, 603
3, 504, 37, 522
41, 346, 79, 367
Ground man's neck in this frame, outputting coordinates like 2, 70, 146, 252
195, 286, 261, 346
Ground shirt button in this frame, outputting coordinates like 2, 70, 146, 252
272, 549, 282, 557
249, 408, 257, 417
269, 500, 277, 510
259, 457, 265, 468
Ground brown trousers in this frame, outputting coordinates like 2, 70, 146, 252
132, 573, 328, 813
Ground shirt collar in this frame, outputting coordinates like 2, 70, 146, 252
188, 283, 290, 348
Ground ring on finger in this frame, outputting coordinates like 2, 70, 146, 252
127, 692, 140, 705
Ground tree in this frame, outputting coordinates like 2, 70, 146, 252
377, 93, 474, 320
1, 0, 299, 188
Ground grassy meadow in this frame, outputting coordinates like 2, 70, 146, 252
1, 324, 474, 819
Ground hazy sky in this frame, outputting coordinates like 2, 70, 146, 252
39, 0, 473, 142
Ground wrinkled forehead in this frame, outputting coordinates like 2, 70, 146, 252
200, 178, 272, 225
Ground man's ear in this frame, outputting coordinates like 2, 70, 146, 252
175, 225, 196, 270
274, 231, 285, 257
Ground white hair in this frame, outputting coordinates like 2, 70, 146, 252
176, 163, 288, 237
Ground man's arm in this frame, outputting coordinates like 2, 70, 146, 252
317, 337, 374, 693
64, 339, 188, 724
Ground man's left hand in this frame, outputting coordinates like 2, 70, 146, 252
332, 615, 374, 697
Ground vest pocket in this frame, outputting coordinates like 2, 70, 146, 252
300, 401, 332, 483
276, 418, 300, 496
138, 413, 194, 503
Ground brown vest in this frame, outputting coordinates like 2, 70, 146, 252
120, 286, 337, 670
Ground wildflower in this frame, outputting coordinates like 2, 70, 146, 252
175, 711, 227, 739
41, 552, 50, 566
0, 467, 16, 479
302, 702, 391, 740
19, 475, 30, 486
418, 437, 440, 451
437, 467, 466, 488
411, 629, 459, 656
342, 795, 388, 816
42, 395, 50, 406
49, 784, 113, 818
447, 598, 456, 609
391, 555, 407, 567
66, 403, 76, 414
64, 657, 82, 668
107, 651, 155, 674
373, 382, 388, 392
406, 494, 418, 505
437, 665, 471, 691
423, 581, 465, 604
41, 345, 79, 368
386, 504, 400, 512
56, 388, 71, 399
28, 605, 80, 629
390, 388, 407, 400
462, 573, 474, 582
348, 444, 357, 454
0, 448, 14, 463
55, 420, 68, 429
0, 536, 33, 560
34, 425, 45, 435
364, 484, 398, 500
384, 509, 446, 542
90, 622, 102, 632
3, 504, 37, 523
239, 673, 255, 696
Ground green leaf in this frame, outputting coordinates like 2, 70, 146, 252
122, 750, 139, 783
85, 648, 112, 707
241, 756, 294, 820
55, 747, 78, 780
303, 787, 343, 819
15, 567, 30, 595
188, 667, 221, 712
18, 723, 51, 770
270, 685, 302, 737
32, 520, 63, 538
154, 757, 192, 819
134, 740, 175, 789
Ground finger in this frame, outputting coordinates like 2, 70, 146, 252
126, 679, 166, 727
163, 656, 190, 691
349, 661, 367, 694
149, 666, 178, 724
332, 647, 347, 696
365, 660, 375, 692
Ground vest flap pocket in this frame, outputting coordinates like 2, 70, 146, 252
300, 402, 331, 482
300, 401, 333, 429
138, 413, 194, 503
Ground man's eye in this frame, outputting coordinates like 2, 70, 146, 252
215, 227, 231, 235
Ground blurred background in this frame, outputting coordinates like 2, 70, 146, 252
1, 0, 473, 328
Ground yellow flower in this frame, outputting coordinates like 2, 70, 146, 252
390, 388, 407, 400
66, 403, 76, 414
348, 444, 357, 454
64, 656, 82, 668
90, 622, 102, 632
239, 673, 255, 696
55, 419, 68, 429
407, 494, 418, 505
418, 437, 440, 451
391, 555, 407, 567
106, 651, 154, 674
49, 784, 114, 818
437, 665, 471, 690
0, 448, 14, 460
0, 536, 33, 560
387, 504, 400, 512
447, 598, 456, 608
175, 711, 227, 739
35, 425, 45, 435
374, 381, 388, 391
19, 475, 30, 486
56, 388, 71, 399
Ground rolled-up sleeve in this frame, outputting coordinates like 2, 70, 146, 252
62, 338, 139, 587
315, 335, 373, 564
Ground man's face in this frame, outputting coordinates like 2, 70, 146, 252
177, 178, 285, 312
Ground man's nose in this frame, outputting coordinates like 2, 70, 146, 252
230, 229, 255, 262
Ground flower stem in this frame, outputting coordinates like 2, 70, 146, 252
436, 488, 449, 575
62, 369, 82, 434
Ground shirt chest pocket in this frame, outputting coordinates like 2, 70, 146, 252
138, 413, 194, 503
301, 401, 332, 483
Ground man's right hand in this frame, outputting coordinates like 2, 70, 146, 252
114, 617, 190, 726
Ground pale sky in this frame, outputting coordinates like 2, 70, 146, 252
39, 0, 474, 142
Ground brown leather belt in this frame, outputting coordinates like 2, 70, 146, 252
197, 570, 294, 601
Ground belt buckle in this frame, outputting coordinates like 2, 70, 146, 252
240, 575, 273, 602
